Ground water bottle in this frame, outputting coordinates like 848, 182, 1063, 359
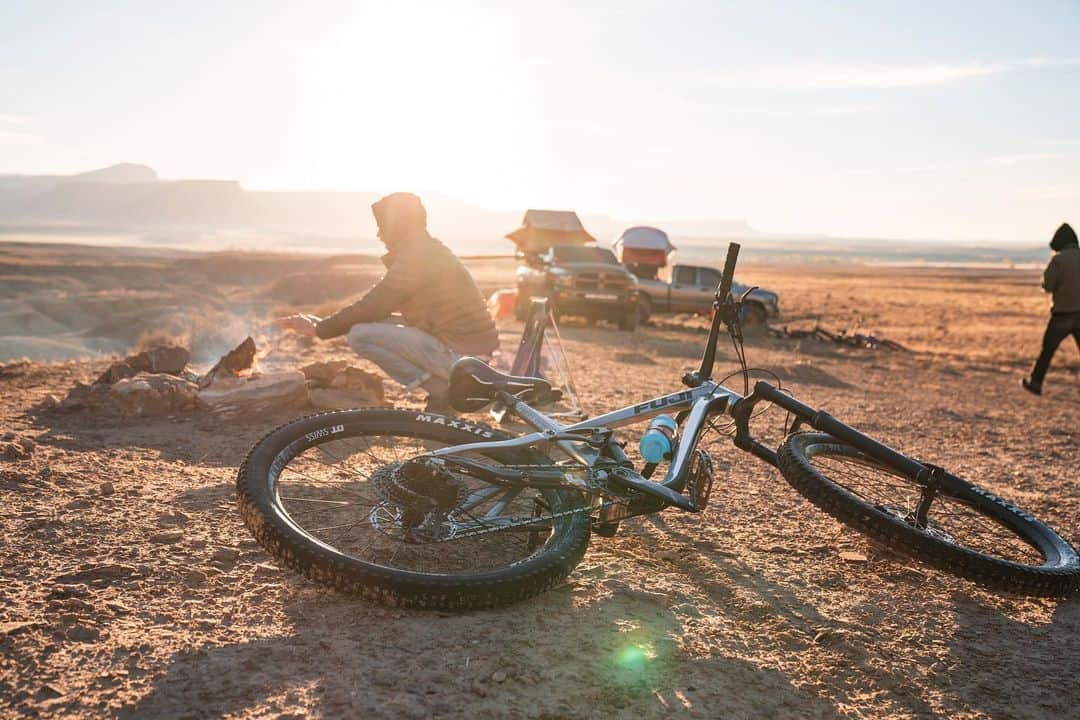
639, 415, 678, 464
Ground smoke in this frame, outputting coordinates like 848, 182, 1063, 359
130, 306, 270, 366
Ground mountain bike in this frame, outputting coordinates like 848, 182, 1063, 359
237, 244, 1080, 609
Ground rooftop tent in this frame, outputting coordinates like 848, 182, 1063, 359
506, 209, 596, 254
613, 226, 675, 267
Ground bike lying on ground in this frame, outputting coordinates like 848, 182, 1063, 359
237, 243, 1080, 609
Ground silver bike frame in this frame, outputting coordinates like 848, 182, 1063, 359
430, 380, 745, 489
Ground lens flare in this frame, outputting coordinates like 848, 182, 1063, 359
615, 644, 650, 670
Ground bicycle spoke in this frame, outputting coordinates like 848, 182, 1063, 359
810, 449, 1045, 565
272, 432, 563, 574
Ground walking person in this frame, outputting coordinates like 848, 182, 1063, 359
1022, 222, 1080, 395
276, 192, 498, 411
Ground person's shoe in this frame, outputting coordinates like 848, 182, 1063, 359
1021, 378, 1042, 396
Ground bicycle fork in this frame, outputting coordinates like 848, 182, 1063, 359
732, 380, 932, 483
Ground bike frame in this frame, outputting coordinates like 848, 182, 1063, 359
429, 241, 938, 516
430, 380, 740, 510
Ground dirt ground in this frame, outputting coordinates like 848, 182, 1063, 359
1, 242, 1078, 719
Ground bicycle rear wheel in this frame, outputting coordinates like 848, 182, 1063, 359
237, 408, 591, 609
777, 432, 1080, 596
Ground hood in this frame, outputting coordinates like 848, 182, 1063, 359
1051, 222, 1078, 251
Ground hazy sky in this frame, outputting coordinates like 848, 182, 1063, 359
2, 0, 1079, 242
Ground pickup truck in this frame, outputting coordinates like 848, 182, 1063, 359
516, 245, 640, 330
634, 264, 780, 331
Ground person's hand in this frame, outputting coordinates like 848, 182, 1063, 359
274, 313, 322, 337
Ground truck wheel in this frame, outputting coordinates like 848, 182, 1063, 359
636, 296, 652, 325
739, 303, 768, 335
619, 308, 639, 332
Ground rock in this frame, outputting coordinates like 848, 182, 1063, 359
38, 393, 60, 410
253, 562, 279, 580
200, 337, 256, 388
66, 625, 100, 643
671, 603, 703, 619
331, 366, 384, 395
301, 360, 350, 387
491, 669, 508, 683
211, 547, 240, 563
59, 597, 95, 613
1, 620, 44, 635
149, 530, 184, 544
198, 370, 309, 417
95, 345, 190, 385
470, 679, 488, 697
0, 433, 35, 460
0, 441, 29, 461
839, 551, 868, 563
99, 482, 115, 496
184, 570, 207, 587
47, 583, 90, 599
110, 372, 199, 416
58, 382, 110, 412
157, 511, 190, 526
105, 601, 131, 615
302, 362, 385, 408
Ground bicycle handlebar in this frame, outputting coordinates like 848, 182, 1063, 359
683, 242, 741, 387
716, 242, 740, 301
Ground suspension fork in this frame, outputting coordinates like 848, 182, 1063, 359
731, 380, 928, 481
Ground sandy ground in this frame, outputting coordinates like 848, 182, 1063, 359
2, 242, 1079, 719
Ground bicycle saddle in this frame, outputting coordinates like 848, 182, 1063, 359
448, 357, 552, 412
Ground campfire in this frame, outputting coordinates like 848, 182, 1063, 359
58, 336, 384, 418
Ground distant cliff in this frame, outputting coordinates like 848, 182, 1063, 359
0, 164, 758, 251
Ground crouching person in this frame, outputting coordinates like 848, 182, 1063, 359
277, 192, 498, 411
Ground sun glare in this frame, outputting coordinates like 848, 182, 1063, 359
300, 4, 529, 204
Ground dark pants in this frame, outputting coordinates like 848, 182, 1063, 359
1030, 311, 1080, 386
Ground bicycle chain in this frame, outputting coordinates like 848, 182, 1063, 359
442, 498, 627, 541
372, 460, 648, 542
435, 461, 631, 542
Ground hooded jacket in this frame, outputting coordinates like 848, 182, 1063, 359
1044, 223, 1080, 313
315, 232, 499, 355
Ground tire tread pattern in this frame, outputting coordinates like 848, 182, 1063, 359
777, 432, 1080, 597
236, 408, 591, 610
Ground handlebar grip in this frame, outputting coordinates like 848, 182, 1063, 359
716, 242, 741, 300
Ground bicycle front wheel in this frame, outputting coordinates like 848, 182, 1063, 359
777, 432, 1080, 596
